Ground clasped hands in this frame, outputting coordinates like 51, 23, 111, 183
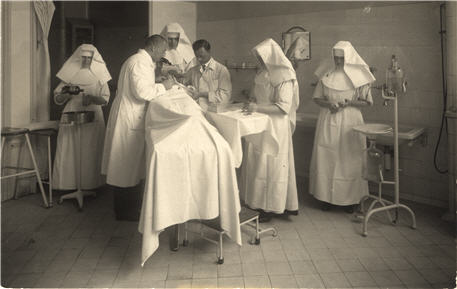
328, 99, 351, 113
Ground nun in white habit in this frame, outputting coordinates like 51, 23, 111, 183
160, 22, 196, 75
53, 44, 111, 190
309, 41, 375, 212
242, 38, 299, 222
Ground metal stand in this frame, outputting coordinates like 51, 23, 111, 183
58, 121, 96, 210
357, 91, 416, 236
181, 207, 277, 264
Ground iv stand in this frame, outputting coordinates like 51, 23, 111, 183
359, 86, 417, 236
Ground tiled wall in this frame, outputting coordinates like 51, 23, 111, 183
445, 1, 457, 218
197, 2, 450, 208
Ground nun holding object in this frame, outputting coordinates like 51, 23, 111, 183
309, 41, 375, 213
241, 38, 300, 222
52, 44, 111, 191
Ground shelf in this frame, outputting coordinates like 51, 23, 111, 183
227, 65, 257, 70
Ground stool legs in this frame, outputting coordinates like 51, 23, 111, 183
47, 136, 53, 206
24, 133, 49, 207
13, 138, 24, 200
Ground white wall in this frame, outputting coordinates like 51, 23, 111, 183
3, 1, 33, 127
149, 1, 197, 42
1, 1, 38, 200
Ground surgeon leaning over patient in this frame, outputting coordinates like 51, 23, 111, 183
309, 41, 375, 213
242, 38, 300, 223
53, 44, 111, 192
102, 35, 174, 221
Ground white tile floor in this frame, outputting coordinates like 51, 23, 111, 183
1, 179, 456, 288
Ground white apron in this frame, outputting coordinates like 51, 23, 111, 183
52, 70, 107, 190
241, 78, 298, 214
309, 83, 368, 205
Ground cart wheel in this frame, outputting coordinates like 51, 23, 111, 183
183, 240, 189, 247
362, 232, 367, 237
217, 257, 224, 264
254, 238, 260, 245
392, 220, 397, 225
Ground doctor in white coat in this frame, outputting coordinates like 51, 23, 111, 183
102, 35, 174, 220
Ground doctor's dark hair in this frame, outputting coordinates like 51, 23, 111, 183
144, 34, 167, 48
192, 39, 211, 52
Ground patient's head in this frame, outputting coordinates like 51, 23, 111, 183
155, 59, 166, 81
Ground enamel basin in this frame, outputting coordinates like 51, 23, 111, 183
375, 124, 426, 146
353, 123, 426, 146
352, 123, 392, 138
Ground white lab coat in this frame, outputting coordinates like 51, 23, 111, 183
52, 70, 109, 190
188, 58, 232, 106
309, 80, 372, 205
102, 49, 166, 187
240, 78, 299, 214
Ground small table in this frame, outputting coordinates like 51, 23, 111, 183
205, 109, 279, 167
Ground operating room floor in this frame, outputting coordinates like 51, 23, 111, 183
2, 178, 456, 288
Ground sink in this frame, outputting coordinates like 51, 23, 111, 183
376, 124, 426, 146
353, 123, 392, 138
353, 123, 426, 147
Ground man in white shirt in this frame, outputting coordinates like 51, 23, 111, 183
185, 39, 232, 109
102, 34, 174, 221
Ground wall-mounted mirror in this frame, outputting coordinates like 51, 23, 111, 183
282, 26, 310, 61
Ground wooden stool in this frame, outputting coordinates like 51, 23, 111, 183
1, 127, 49, 207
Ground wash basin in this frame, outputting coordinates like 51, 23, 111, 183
354, 123, 426, 147
376, 124, 426, 146
352, 123, 392, 137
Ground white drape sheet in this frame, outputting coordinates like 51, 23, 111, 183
139, 88, 241, 266
206, 110, 279, 168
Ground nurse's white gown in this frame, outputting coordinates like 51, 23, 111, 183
309, 79, 371, 205
52, 69, 109, 190
241, 78, 299, 214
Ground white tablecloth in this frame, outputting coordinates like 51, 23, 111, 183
206, 109, 279, 167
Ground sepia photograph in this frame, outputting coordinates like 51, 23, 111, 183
1, 0, 456, 288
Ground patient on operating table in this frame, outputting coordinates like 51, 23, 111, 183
138, 63, 241, 266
